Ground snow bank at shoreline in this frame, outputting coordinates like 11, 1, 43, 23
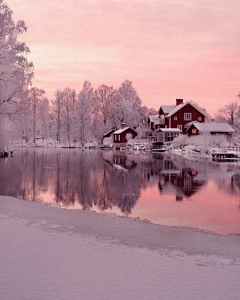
1, 195, 240, 300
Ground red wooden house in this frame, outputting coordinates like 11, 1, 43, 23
113, 124, 137, 149
158, 99, 205, 134
186, 122, 235, 137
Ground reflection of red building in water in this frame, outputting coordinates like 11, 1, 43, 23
158, 166, 204, 200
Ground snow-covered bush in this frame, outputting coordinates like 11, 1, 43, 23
136, 124, 152, 139
102, 136, 113, 147
171, 134, 187, 149
126, 141, 150, 152
171, 133, 228, 153
126, 133, 133, 141
187, 134, 227, 152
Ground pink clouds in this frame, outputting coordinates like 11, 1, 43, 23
7, 0, 240, 115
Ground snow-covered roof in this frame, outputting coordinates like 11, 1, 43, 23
165, 103, 187, 118
114, 127, 137, 134
165, 102, 206, 118
149, 114, 159, 122
160, 106, 175, 115
103, 129, 115, 138
157, 128, 182, 133
188, 122, 235, 133
185, 120, 199, 128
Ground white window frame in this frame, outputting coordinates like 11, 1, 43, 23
177, 125, 182, 131
184, 113, 192, 121
174, 116, 177, 121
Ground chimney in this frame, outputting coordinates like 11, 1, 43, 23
121, 123, 125, 129
176, 99, 183, 106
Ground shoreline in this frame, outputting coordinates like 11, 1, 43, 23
1, 195, 240, 260
1, 195, 240, 300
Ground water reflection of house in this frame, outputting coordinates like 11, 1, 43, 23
154, 157, 179, 173
158, 166, 203, 200
103, 152, 137, 172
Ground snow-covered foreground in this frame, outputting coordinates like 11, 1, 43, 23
1, 196, 240, 300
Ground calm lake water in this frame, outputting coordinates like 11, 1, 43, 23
1, 148, 240, 234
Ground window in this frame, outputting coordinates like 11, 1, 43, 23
184, 113, 192, 121
165, 133, 175, 142
174, 116, 177, 121
192, 129, 197, 134
198, 117, 202, 121
177, 125, 182, 131
163, 132, 179, 142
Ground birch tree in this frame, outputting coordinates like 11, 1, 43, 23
216, 101, 239, 126
0, 0, 33, 114
51, 89, 62, 142
61, 87, 76, 146
114, 80, 142, 128
27, 87, 45, 146
92, 84, 116, 140
0, 1, 33, 149
76, 81, 93, 146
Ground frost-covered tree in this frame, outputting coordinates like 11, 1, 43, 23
189, 101, 211, 122
215, 101, 239, 126
61, 87, 76, 146
76, 81, 93, 146
27, 87, 45, 145
38, 97, 51, 145
114, 80, 142, 128
94, 84, 116, 125
92, 84, 116, 140
51, 89, 63, 142
0, 0, 33, 148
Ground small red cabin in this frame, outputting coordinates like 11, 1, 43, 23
113, 124, 137, 149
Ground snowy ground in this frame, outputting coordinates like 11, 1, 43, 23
1, 196, 240, 300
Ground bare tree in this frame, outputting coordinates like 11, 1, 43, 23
216, 101, 239, 125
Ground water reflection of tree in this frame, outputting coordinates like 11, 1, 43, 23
101, 152, 142, 214
1, 149, 239, 213
0, 149, 154, 214
216, 174, 240, 197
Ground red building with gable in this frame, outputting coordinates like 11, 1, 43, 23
158, 99, 205, 134
113, 123, 137, 149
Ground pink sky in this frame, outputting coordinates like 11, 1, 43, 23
8, 0, 240, 116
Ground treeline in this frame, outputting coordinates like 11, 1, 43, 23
18, 80, 156, 147
0, 1, 156, 148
